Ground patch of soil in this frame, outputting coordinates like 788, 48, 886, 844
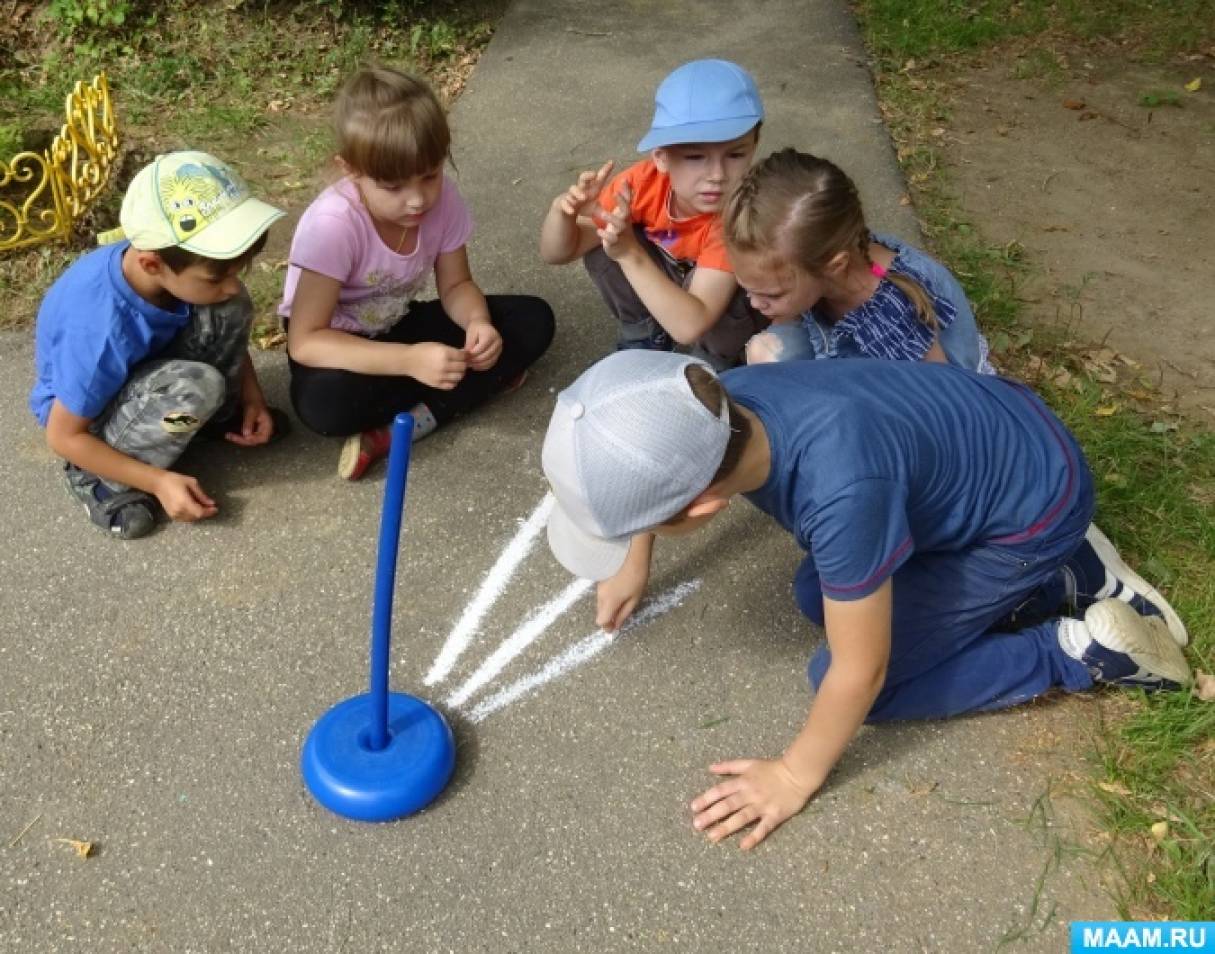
937, 51, 1215, 420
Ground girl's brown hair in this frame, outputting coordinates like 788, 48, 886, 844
724, 148, 936, 329
334, 66, 451, 181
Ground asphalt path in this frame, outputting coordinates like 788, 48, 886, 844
0, 1, 1113, 950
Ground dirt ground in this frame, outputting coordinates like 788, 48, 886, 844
932, 49, 1214, 420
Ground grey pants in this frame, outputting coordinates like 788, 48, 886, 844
87, 291, 253, 491
583, 228, 768, 371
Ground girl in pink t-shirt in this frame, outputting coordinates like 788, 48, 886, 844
282, 66, 554, 479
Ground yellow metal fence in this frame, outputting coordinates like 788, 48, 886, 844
0, 72, 119, 255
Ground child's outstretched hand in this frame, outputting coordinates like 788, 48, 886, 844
597, 183, 641, 262
690, 757, 819, 851
463, 319, 503, 371
406, 341, 467, 390
556, 160, 614, 219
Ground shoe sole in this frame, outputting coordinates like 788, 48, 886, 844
1087, 598, 1192, 688
1085, 524, 1188, 647
337, 433, 364, 480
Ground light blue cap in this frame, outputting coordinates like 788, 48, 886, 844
637, 59, 764, 152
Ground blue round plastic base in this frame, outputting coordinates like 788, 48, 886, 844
301, 692, 456, 822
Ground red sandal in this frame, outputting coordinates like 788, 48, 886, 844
337, 426, 392, 481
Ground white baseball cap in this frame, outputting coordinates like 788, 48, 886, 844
542, 351, 731, 581
117, 150, 284, 257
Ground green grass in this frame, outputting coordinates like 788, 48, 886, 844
854, 0, 1215, 920
1138, 89, 1184, 109
857, 0, 1215, 64
0, 1, 503, 327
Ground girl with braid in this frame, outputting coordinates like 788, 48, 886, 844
723, 148, 992, 372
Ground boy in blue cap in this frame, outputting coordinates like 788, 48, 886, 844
541, 350, 1192, 851
30, 150, 286, 539
539, 59, 769, 370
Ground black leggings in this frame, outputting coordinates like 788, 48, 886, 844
289, 295, 555, 437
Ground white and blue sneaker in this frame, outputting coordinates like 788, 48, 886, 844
1057, 598, 1192, 691
1061, 524, 1188, 646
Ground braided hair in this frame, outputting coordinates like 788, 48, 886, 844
724, 148, 936, 329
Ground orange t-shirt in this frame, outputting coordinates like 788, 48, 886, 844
596, 159, 732, 272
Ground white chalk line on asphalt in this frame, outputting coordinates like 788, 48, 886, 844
424, 493, 554, 687
445, 576, 594, 709
464, 579, 703, 723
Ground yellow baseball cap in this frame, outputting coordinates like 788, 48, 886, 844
114, 150, 284, 257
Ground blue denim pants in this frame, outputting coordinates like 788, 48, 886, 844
797, 475, 1097, 722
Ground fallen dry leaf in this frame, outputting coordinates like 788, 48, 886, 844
252, 331, 287, 351
1194, 671, 1215, 702
1094, 404, 1119, 417
907, 779, 939, 796
1185, 78, 1202, 93
1063, 98, 1086, 110
1097, 780, 1132, 797
55, 838, 96, 859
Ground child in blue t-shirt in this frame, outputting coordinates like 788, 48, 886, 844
722, 148, 992, 373
539, 350, 1191, 852
30, 151, 286, 539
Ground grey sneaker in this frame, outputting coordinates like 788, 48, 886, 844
64, 464, 158, 540
1057, 598, 1192, 690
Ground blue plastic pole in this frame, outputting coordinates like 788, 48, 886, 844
367, 412, 416, 751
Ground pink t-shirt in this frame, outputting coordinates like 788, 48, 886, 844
278, 175, 473, 336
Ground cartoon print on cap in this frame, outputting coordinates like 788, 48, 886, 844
158, 162, 247, 241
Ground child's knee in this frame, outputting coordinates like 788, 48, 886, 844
582, 243, 614, 280
747, 323, 814, 365
145, 360, 227, 421
745, 331, 783, 365
178, 362, 226, 415
493, 296, 556, 367
515, 296, 556, 355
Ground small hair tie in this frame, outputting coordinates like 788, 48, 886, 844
869, 261, 887, 278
